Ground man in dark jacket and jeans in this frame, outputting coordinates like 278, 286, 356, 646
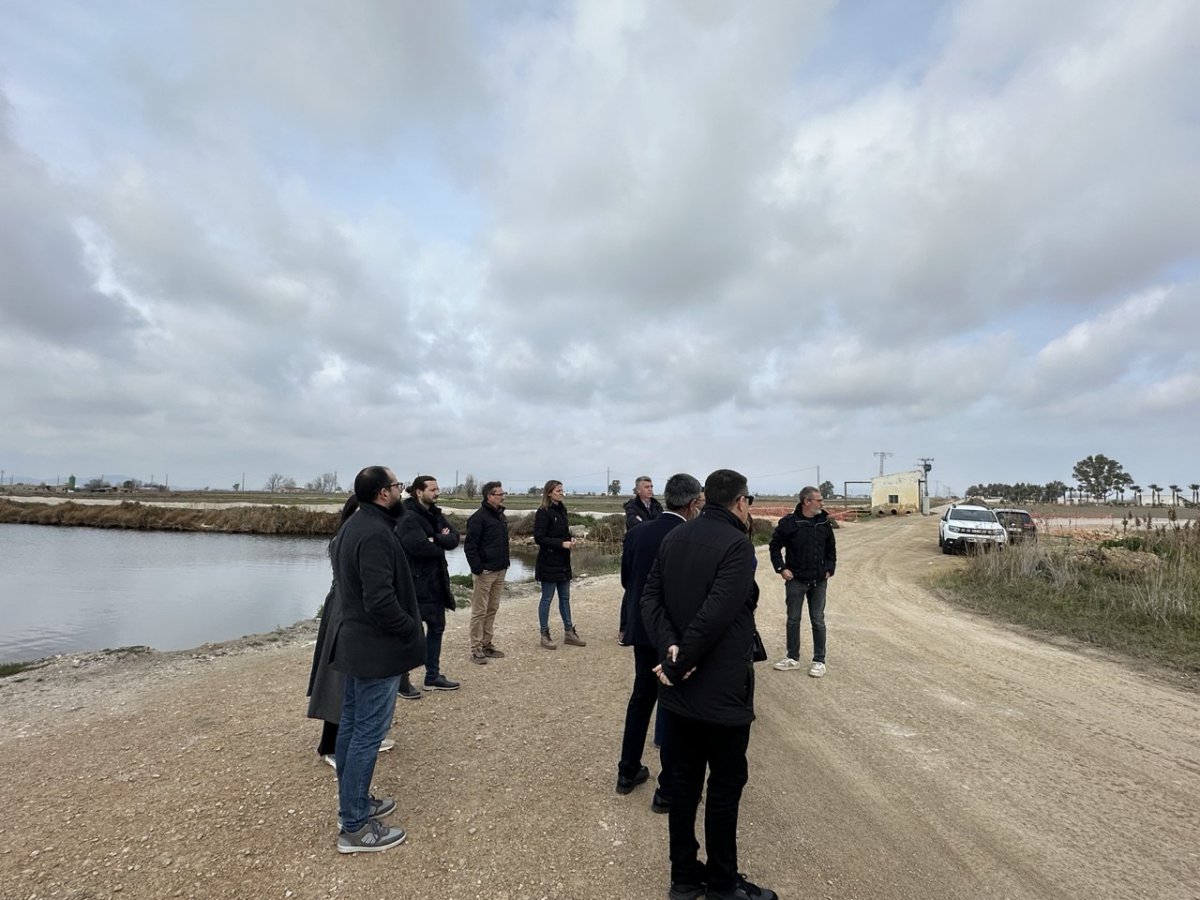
464, 481, 510, 664
398, 475, 461, 691
768, 485, 836, 677
641, 469, 776, 900
330, 466, 426, 853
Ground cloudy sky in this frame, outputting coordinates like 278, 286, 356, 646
1, 0, 1197, 497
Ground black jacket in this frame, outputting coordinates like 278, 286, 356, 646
398, 496, 460, 614
640, 504, 759, 727
768, 506, 837, 582
329, 501, 425, 678
464, 500, 510, 574
624, 495, 664, 530
620, 512, 686, 648
533, 501, 573, 582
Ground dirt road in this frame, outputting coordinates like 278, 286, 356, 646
3, 516, 1198, 899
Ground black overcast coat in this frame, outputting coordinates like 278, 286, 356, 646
640, 504, 759, 727
329, 501, 425, 679
620, 511, 686, 648
624, 495, 664, 531
533, 501, 573, 582
397, 497, 460, 614
768, 506, 837, 582
464, 501, 510, 574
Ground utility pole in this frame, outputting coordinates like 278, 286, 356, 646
918, 458, 934, 514
873, 451, 893, 476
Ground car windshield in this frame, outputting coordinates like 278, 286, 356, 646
950, 509, 996, 522
997, 511, 1032, 526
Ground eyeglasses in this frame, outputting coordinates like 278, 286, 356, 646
388, 481, 402, 489
490, 491, 507, 497
740, 494, 755, 506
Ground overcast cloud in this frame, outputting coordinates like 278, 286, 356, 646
1, 0, 1197, 496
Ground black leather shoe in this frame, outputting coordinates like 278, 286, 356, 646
398, 679, 423, 700
424, 674, 461, 691
615, 765, 650, 794
651, 790, 670, 814
668, 883, 704, 900
706, 874, 778, 900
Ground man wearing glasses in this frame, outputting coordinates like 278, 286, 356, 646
641, 470, 776, 900
768, 485, 836, 678
464, 481, 511, 665
329, 467, 425, 853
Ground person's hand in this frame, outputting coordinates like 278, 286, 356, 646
652, 662, 673, 687
780, 568, 794, 582
826, 570, 833, 579
562, 540, 573, 549
440, 527, 451, 535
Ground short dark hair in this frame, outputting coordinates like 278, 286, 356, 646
354, 466, 392, 503
339, 494, 360, 525
662, 473, 703, 511
481, 480, 503, 498
703, 468, 748, 509
410, 475, 437, 494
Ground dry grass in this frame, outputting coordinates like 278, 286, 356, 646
936, 519, 1200, 673
0, 498, 339, 535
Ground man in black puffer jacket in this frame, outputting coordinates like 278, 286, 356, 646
767, 485, 836, 678
641, 469, 777, 900
464, 481, 510, 665
398, 476, 461, 692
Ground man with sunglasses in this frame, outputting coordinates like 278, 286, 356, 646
641, 469, 776, 900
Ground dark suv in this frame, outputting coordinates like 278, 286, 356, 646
994, 508, 1037, 543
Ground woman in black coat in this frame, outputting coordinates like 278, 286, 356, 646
533, 480, 586, 649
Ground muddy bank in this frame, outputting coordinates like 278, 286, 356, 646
0, 497, 340, 535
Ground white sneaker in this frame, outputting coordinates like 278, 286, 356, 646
321, 754, 337, 770
379, 739, 395, 753
808, 662, 827, 678
773, 657, 800, 671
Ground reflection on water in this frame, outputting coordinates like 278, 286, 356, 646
0, 524, 614, 662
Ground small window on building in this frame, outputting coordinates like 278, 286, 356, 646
888, 494, 899, 504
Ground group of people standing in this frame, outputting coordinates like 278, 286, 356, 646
615, 473, 837, 900
306, 464, 836, 900
305, 470, 590, 853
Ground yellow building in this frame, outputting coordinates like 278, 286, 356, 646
871, 471, 923, 515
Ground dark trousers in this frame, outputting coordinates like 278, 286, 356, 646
785, 577, 827, 663
422, 605, 446, 682
619, 645, 662, 779
660, 709, 751, 892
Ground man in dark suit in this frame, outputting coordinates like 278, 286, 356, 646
329, 466, 426, 854
615, 473, 704, 810
641, 469, 776, 900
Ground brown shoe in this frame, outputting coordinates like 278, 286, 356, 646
540, 629, 557, 650
563, 627, 586, 647
483, 646, 506, 659
470, 651, 488, 665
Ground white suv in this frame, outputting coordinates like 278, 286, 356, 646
939, 505, 1007, 553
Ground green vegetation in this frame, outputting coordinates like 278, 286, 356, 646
936, 520, 1200, 674
0, 661, 35, 678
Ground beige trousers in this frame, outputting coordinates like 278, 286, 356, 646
469, 569, 506, 652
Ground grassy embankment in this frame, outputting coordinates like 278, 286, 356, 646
935, 514, 1200, 677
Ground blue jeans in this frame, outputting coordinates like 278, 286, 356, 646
335, 674, 400, 832
538, 580, 573, 631
785, 577, 827, 663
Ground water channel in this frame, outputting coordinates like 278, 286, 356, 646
0, 525, 619, 663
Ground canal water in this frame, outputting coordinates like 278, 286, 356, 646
0, 524, 597, 663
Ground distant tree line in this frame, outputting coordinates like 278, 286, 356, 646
968, 454, 1199, 506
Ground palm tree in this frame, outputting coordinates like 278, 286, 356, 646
1190, 483, 1199, 505
1131, 485, 1142, 506
1147, 483, 1162, 506
1169, 484, 1181, 506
